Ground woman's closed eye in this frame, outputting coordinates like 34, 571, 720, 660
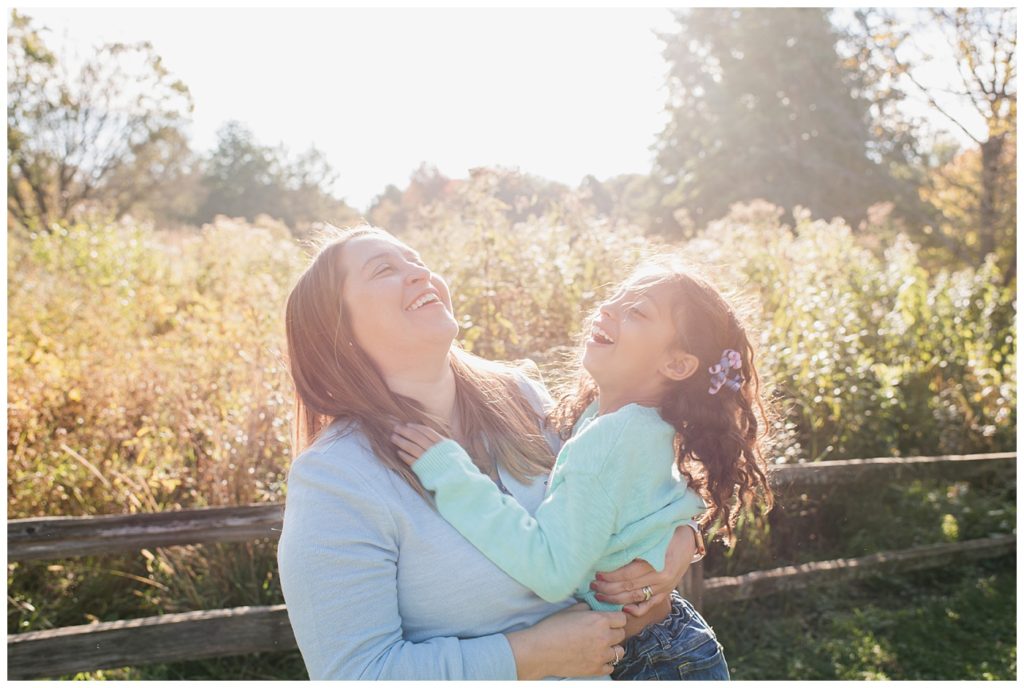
373, 263, 394, 277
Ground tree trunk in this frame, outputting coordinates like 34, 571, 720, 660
1002, 256, 1016, 286
978, 135, 1004, 259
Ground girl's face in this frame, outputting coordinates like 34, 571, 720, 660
339, 234, 459, 372
583, 281, 697, 397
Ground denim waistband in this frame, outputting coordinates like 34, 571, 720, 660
627, 590, 692, 651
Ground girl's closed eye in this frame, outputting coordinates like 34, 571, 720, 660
373, 263, 394, 277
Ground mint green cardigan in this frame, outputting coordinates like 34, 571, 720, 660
412, 402, 707, 612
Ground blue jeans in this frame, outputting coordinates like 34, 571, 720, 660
611, 592, 730, 681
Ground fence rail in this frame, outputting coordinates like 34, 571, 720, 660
8, 504, 284, 562
768, 451, 1015, 488
7, 451, 1017, 679
8, 605, 295, 680
702, 533, 1016, 604
8, 535, 1015, 680
8, 452, 1014, 563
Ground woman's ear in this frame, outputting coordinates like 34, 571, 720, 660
660, 350, 700, 381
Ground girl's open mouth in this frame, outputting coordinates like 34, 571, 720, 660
589, 324, 615, 345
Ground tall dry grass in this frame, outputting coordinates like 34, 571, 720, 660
6, 181, 1015, 677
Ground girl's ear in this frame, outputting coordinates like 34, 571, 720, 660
660, 349, 700, 381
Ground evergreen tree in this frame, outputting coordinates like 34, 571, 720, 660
653, 8, 894, 233
196, 122, 359, 235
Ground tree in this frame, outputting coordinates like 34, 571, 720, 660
197, 122, 276, 223
366, 163, 457, 233
367, 165, 574, 235
919, 131, 1016, 273
366, 183, 406, 232
653, 8, 898, 235
102, 126, 204, 226
7, 10, 194, 228
195, 121, 360, 235
852, 8, 1016, 282
578, 173, 664, 232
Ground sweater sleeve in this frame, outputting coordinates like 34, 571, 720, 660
413, 438, 619, 604
606, 486, 708, 573
277, 450, 517, 680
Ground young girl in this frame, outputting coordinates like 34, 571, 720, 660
392, 255, 774, 680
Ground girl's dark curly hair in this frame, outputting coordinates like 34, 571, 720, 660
549, 255, 774, 547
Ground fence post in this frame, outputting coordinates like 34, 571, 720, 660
677, 559, 705, 613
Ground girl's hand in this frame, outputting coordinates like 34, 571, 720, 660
589, 524, 698, 616
506, 603, 627, 679
391, 423, 447, 467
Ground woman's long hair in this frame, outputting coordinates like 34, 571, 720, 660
549, 255, 774, 546
285, 224, 554, 498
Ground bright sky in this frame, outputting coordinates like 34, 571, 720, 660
23, 7, 985, 211
26, 8, 679, 210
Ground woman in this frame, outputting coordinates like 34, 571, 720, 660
277, 225, 700, 679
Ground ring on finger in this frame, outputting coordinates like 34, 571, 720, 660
612, 645, 623, 666
641, 585, 653, 602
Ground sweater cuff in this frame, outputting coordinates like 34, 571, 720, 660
411, 439, 470, 487
460, 633, 518, 680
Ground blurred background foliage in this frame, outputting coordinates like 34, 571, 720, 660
6, 6, 1016, 681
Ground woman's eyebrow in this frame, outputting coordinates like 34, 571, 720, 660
362, 252, 394, 271
362, 249, 423, 272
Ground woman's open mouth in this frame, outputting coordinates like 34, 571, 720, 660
406, 292, 442, 311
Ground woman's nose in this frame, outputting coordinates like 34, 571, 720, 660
405, 263, 430, 284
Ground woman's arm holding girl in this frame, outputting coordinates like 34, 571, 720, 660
277, 451, 515, 679
278, 449, 625, 679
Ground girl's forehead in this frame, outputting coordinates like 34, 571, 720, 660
619, 275, 673, 299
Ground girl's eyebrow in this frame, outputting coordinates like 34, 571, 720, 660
628, 291, 660, 315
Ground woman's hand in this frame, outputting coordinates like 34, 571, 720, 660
391, 423, 446, 467
589, 524, 698, 616
506, 603, 627, 679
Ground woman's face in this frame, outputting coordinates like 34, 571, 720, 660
339, 233, 459, 371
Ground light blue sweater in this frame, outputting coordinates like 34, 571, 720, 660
277, 373, 571, 679
412, 402, 707, 611
277, 374, 698, 679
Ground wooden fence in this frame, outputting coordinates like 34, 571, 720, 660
7, 451, 1016, 679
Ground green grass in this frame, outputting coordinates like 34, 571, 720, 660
708, 555, 1016, 680
12, 476, 1012, 680
62, 652, 309, 681
44, 556, 1016, 680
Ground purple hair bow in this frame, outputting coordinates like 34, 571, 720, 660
708, 348, 743, 395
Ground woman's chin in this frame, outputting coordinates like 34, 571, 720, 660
420, 315, 460, 345
429, 317, 458, 335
